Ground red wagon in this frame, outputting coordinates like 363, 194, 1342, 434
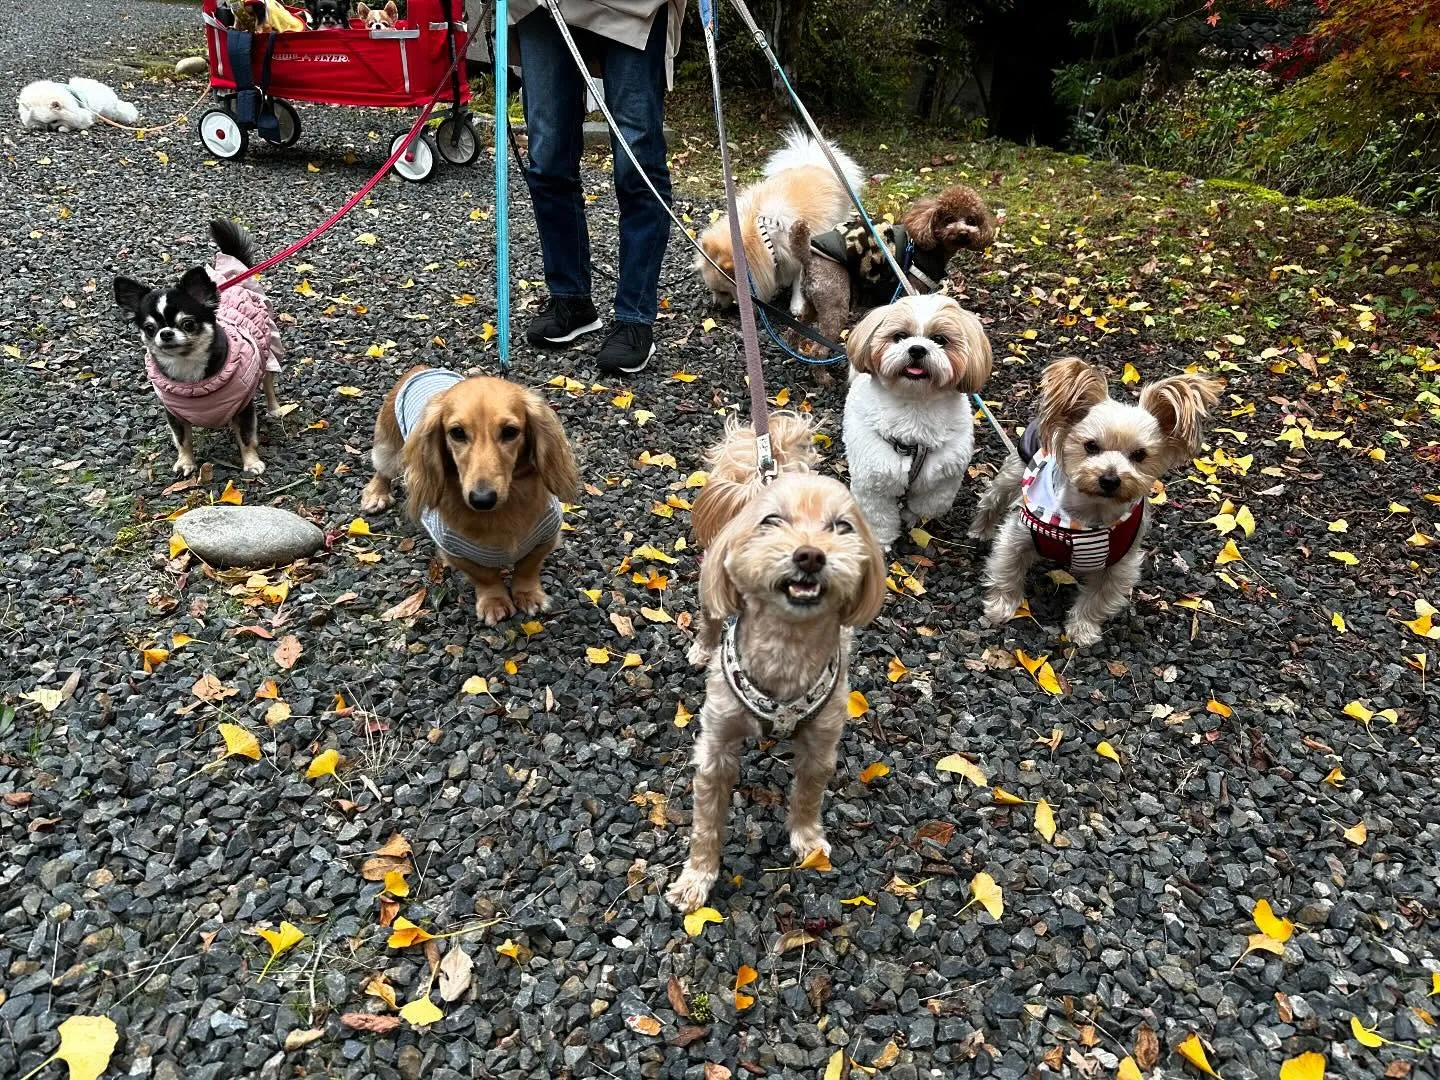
199, 0, 476, 181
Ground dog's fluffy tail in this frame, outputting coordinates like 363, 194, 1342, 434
691, 411, 819, 547
763, 125, 863, 192
210, 219, 257, 268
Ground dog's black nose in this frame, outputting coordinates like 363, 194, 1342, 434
792, 546, 826, 574
907, 344, 929, 360
1098, 472, 1121, 495
157, 328, 178, 343
467, 487, 498, 511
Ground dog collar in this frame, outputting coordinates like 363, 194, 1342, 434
720, 617, 841, 739
756, 216, 781, 260
883, 435, 930, 490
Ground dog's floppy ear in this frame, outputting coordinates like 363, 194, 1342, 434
113, 276, 151, 317
699, 520, 743, 619
846, 305, 889, 375
901, 194, 941, 249
841, 510, 887, 627
179, 267, 220, 311
941, 305, 992, 394
401, 394, 452, 516
1140, 373, 1223, 460
522, 390, 579, 500
1037, 357, 1108, 451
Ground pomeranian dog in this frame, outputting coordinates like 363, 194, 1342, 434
18, 77, 139, 132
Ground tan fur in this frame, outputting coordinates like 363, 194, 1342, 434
900, 184, 997, 252
690, 412, 819, 547
846, 294, 991, 392
360, 367, 579, 625
1038, 357, 1110, 452
1140, 374, 1224, 462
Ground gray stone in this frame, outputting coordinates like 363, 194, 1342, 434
209, 1010, 248, 1036
175, 56, 209, 76
174, 506, 323, 568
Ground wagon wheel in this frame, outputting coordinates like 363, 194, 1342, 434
434, 114, 481, 166
267, 99, 302, 147
390, 130, 437, 183
199, 107, 248, 161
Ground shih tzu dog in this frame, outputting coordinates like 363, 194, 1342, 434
696, 126, 863, 316
842, 294, 993, 548
968, 358, 1222, 646
18, 77, 139, 132
667, 414, 886, 913
803, 184, 996, 348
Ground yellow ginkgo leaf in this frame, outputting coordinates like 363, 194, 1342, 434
365, 974, 398, 1009
1117, 1057, 1143, 1080
495, 939, 522, 960
1252, 898, 1293, 942
254, 921, 305, 980
1327, 518, 1348, 533
1430, 972, 1440, 996
218, 723, 261, 761
1328, 550, 1358, 566
622, 652, 642, 669
1176, 1032, 1220, 1076
141, 647, 170, 673
847, 690, 869, 717
823, 1050, 845, 1080
1342, 821, 1367, 846
840, 895, 876, 907
383, 869, 410, 897
171, 632, 195, 649
910, 526, 932, 548
859, 762, 890, 784
1323, 767, 1345, 787
992, 786, 1026, 806
1122, 363, 1140, 385
305, 748, 341, 779
936, 754, 988, 786
1215, 539, 1243, 565
347, 517, 372, 536
218, 480, 243, 505
169, 533, 189, 558
1015, 650, 1063, 694
1096, 741, 1121, 764
387, 917, 435, 948
1234, 505, 1255, 536
798, 848, 833, 872
1331, 612, 1347, 633
35, 1014, 120, 1080
399, 996, 443, 1028
674, 701, 693, 728
683, 907, 724, 937
586, 647, 611, 664
1207, 698, 1232, 718
1279, 1051, 1326, 1080
1349, 1015, 1384, 1048
1241, 932, 1286, 959
887, 657, 908, 682
462, 675, 489, 694
734, 990, 755, 1011
969, 872, 1003, 919
581, 588, 602, 604
1034, 799, 1056, 842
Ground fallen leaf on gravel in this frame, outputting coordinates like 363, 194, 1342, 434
381, 588, 427, 621
140, 647, 169, 673
622, 652, 643, 669
887, 657, 908, 682
840, 895, 875, 907
365, 974, 398, 1009
674, 701, 693, 727
705, 1065, 731, 1080
640, 606, 672, 623
733, 964, 758, 1009
873, 1042, 900, 1069
884, 875, 929, 899
684, 908, 724, 936
626, 1014, 662, 1036
3, 792, 32, 808
273, 635, 302, 670
1431, 973, 1440, 996
520, 620, 545, 636
1329, 550, 1358, 565
671, 1026, 708, 1048
255, 921, 304, 979
1135, 1023, 1160, 1069
341, 1013, 401, 1034
29, 1014, 119, 1080
218, 480, 243, 505
1207, 698, 1232, 717
218, 723, 261, 761
1402, 599, 1439, 639
284, 1028, 324, 1050
798, 848, 832, 871
936, 754, 987, 786
1015, 650, 1062, 694
193, 673, 238, 704
1253, 899, 1293, 942
1241, 933, 1286, 960
847, 690, 869, 717
377, 896, 399, 929
400, 997, 443, 1027
610, 611, 635, 637
363, 855, 412, 882
907, 908, 923, 931
859, 762, 889, 783
1350, 1015, 1385, 1047
1096, 741, 1121, 764
992, 786, 1026, 806
775, 930, 818, 955
1323, 767, 1345, 786
1343, 821, 1367, 845
387, 918, 435, 948
383, 869, 409, 897
376, 834, 411, 858
1331, 612, 1347, 632
967, 872, 1003, 919
1118, 1057, 1142, 1080
823, 1050, 844, 1080
1215, 539, 1242, 565
306, 749, 340, 779
1034, 799, 1056, 842
586, 646, 611, 664
1176, 1032, 1220, 1076
438, 945, 474, 1002
1280, 1051, 1326, 1080
462, 676, 489, 694
169, 534, 189, 558
263, 700, 291, 725
667, 975, 690, 1017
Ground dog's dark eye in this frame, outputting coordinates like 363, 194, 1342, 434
892, 331, 908, 343
965, 216, 977, 226
447, 425, 467, 442
932, 334, 947, 346
761, 514, 785, 528
499, 424, 521, 442
180, 319, 197, 332
831, 519, 854, 535
1129, 448, 1148, 464
1084, 440, 1102, 455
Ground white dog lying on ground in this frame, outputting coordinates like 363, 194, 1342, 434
18, 77, 139, 132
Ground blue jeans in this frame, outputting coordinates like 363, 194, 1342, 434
516, 10, 672, 326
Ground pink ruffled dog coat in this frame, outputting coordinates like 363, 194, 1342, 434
145, 253, 283, 428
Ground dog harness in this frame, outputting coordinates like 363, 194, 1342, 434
810, 218, 949, 309
720, 618, 842, 739
394, 368, 564, 569
1017, 421, 1144, 573
883, 435, 930, 491
146, 254, 284, 429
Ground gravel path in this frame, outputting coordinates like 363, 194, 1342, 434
2, 3, 1438, 1079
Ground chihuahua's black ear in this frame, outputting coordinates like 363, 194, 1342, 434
180, 267, 221, 310
113, 276, 151, 317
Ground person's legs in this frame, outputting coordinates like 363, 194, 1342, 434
515, 11, 594, 311
600, 11, 671, 327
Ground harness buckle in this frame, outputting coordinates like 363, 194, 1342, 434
755, 433, 777, 483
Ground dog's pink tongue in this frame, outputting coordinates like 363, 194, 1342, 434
905, 364, 927, 377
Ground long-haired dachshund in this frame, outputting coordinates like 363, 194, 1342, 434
360, 367, 579, 624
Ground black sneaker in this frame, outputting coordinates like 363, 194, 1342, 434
596, 322, 655, 375
525, 296, 602, 348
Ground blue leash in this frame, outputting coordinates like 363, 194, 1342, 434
494, 0, 511, 372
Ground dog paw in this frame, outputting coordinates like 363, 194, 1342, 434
475, 594, 516, 626
788, 825, 830, 864
983, 592, 1022, 626
511, 585, 551, 616
665, 865, 719, 914
687, 640, 714, 667
241, 457, 266, 476
173, 456, 198, 478
358, 488, 393, 515
1065, 616, 1103, 648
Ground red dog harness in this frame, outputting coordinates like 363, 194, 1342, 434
1018, 421, 1144, 573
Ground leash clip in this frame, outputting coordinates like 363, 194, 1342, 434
755, 432, 777, 483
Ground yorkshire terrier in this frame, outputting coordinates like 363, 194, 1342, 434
968, 358, 1221, 646
667, 414, 886, 913
842, 293, 993, 548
